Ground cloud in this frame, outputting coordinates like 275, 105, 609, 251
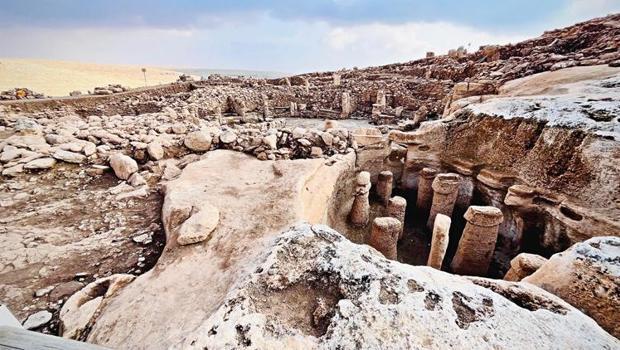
324, 21, 531, 68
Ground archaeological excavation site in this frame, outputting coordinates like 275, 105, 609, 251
1, 13, 619, 350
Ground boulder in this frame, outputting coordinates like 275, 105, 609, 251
176, 205, 220, 245
147, 142, 164, 160
184, 131, 213, 152
53, 149, 86, 164
191, 224, 618, 349
109, 153, 139, 180
524, 236, 620, 338
22, 310, 52, 330
24, 157, 56, 170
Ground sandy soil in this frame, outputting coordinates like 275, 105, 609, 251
0, 58, 185, 97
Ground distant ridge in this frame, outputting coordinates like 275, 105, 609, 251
176, 68, 286, 79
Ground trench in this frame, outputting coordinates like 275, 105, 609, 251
332, 160, 586, 280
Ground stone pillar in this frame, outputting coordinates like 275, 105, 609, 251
369, 217, 401, 260
451, 206, 504, 276
333, 73, 341, 86
341, 92, 353, 118
503, 253, 547, 282
349, 171, 371, 227
262, 99, 270, 118
426, 173, 460, 230
376, 171, 393, 206
290, 102, 298, 117
416, 167, 437, 221
387, 196, 406, 239
427, 214, 451, 269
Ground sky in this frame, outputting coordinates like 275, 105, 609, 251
1, 0, 619, 73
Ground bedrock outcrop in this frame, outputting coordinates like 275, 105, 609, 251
84, 150, 355, 348
189, 223, 618, 349
524, 236, 620, 338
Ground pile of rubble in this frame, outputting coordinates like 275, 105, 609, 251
91, 84, 130, 95
0, 88, 46, 101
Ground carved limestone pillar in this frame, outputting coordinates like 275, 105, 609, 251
451, 206, 504, 276
387, 196, 407, 239
349, 171, 371, 226
369, 217, 401, 260
376, 171, 393, 206
427, 214, 451, 269
416, 167, 437, 222
426, 173, 460, 230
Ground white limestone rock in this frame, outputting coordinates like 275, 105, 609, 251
191, 224, 619, 349
24, 157, 56, 170
59, 274, 135, 339
53, 149, 86, 164
109, 153, 139, 180
22, 310, 52, 330
184, 131, 213, 152
524, 236, 620, 338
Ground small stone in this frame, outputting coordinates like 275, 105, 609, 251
177, 205, 220, 245
109, 153, 139, 180
34, 285, 55, 298
172, 123, 187, 134
132, 233, 152, 245
24, 157, 56, 170
219, 130, 237, 144
184, 131, 213, 151
263, 134, 278, 150
53, 149, 86, 164
128, 173, 147, 187
147, 142, 164, 160
22, 310, 52, 330
310, 147, 323, 158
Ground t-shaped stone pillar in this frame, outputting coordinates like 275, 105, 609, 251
376, 171, 393, 206
451, 206, 504, 276
387, 196, 407, 239
416, 167, 438, 222
349, 171, 371, 227
369, 217, 401, 260
426, 173, 460, 230
427, 214, 451, 269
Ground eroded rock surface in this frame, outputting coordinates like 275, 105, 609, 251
193, 223, 618, 349
524, 236, 620, 338
86, 150, 355, 348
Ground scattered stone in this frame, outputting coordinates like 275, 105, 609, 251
53, 149, 86, 164
22, 310, 52, 330
184, 131, 213, 152
109, 153, 139, 180
24, 157, 56, 170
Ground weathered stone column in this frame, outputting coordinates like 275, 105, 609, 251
426, 173, 460, 230
349, 171, 371, 227
376, 171, 393, 206
387, 196, 406, 239
416, 167, 437, 221
341, 92, 353, 118
369, 217, 401, 260
427, 214, 451, 269
451, 206, 504, 276
503, 253, 547, 282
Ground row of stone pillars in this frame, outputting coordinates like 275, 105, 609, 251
350, 170, 407, 260
350, 167, 504, 277
420, 168, 504, 276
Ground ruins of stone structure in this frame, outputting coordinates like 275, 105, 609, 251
0, 14, 619, 349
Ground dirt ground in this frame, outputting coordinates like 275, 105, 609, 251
0, 58, 186, 97
0, 164, 165, 335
